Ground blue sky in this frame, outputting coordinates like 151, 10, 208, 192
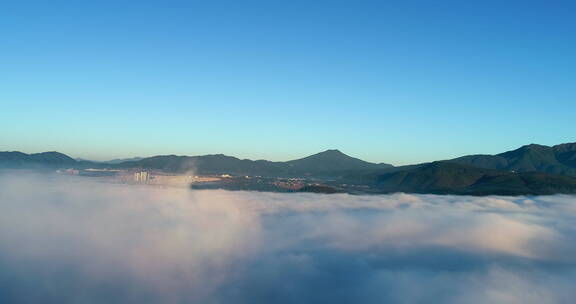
1, 0, 575, 165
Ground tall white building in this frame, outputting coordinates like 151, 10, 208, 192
134, 171, 149, 182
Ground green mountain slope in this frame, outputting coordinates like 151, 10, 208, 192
554, 143, 576, 167
115, 150, 392, 177
284, 149, 392, 175
373, 161, 576, 195
0, 151, 77, 169
116, 154, 285, 176
449, 143, 576, 176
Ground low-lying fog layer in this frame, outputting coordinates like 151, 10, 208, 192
1, 174, 576, 303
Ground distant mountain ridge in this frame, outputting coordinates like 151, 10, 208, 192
104, 157, 144, 164
3, 143, 576, 177
112, 149, 393, 177
284, 149, 392, 174
448, 143, 576, 177
0, 151, 76, 169
3, 142, 576, 195
372, 161, 576, 195
0, 149, 393, 177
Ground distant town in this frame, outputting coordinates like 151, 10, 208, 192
55, 167, 347, 193
58, 168, 221, 186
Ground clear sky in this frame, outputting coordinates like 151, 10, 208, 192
1, 0, 575, 165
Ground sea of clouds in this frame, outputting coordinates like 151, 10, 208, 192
1, 173, 576, 303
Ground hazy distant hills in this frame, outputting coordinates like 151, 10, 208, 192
0, 149, 391, 177
0, 151, 76, 169
103, 157, 144, 164
3, 142, 576, 195
112, 149, 392, 177
115, 154, 285, 176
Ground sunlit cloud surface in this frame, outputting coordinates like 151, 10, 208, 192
1, 174, 576, 303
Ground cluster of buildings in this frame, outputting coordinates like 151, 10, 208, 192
57, 167, 225, 187
273, 178, 306, 190
133, 171, 149, 182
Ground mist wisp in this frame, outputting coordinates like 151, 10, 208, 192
1, 173, 576, 303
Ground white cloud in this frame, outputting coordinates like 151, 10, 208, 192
1, 173, 576, 303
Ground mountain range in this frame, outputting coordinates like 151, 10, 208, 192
0, 151, 77, 169
372, 161, 576, 196
448, 143, 576, 177
0, 149, 392, 177
2, 142, 576, 195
